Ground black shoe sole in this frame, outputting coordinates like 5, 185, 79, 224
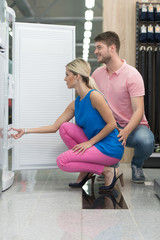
97, 177, 105, 181
132, 180, 145, 184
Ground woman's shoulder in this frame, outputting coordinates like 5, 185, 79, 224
90, 89, 104, 99
90, 89, 106, 106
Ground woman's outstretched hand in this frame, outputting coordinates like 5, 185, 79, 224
72, 141, 92, 154
11, 128, 25, 139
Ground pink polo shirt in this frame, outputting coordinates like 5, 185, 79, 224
92, 60, 149, 128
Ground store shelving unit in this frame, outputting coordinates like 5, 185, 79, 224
0, 5, 15, 191
136, 1, 160, 68
136, 1, 160, 168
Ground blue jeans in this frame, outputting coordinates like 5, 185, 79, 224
115, 124, 155, 168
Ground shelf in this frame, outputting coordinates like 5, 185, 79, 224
154, 179, 160, 199
139, 21, 160, 23
143, 154, 160, 168
151, 152, 160, 157
139, 2, 160, 5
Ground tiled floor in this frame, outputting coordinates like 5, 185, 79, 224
0, 163, 160, 240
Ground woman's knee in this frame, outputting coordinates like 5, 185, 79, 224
56, 150, 71, 168
59, 122, 69, 136
59, 122, 75, 137
56, 153, 65, 170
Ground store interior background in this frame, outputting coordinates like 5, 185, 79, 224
7, 0, 103, 72
8, 0, 160, 163
7, 0, 140, 163
7, 0, 137, 74
4, 0, 160, 200
1, 0, 160, 239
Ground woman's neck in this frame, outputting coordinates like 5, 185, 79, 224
75, 84, 91, 101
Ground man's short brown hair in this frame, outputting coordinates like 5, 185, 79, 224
94, 31, 120, 53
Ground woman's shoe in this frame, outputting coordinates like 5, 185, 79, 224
99, 168, 124, 192
69, 173, 95, 188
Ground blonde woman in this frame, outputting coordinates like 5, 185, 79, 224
12, 58, 124, 192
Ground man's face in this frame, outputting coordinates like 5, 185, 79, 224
94, 41, 111, 64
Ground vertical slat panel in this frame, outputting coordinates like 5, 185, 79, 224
103, 0, 137, 163
12, 23, 75, 170
147, 48, 153, 129
103, 0, 136, 67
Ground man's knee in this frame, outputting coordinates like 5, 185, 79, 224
133, 126, 154, 146
134, 129, 155, 156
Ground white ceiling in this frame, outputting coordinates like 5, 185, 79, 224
7, 0, 103, 72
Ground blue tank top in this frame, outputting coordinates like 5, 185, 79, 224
75, 89, 124, 159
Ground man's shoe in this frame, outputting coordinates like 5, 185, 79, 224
97, 174, 105, 181
132, 165, 145, 183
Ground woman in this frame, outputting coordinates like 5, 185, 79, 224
11, 58, 124, 191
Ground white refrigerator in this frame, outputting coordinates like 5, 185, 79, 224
1, 7, 75, 191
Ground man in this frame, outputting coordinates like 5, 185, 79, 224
92, 31, 155, 183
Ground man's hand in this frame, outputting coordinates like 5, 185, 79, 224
72, 141, 92, 154
117, 127, 129, 147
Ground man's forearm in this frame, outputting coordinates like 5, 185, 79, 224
124, 110, 143, 134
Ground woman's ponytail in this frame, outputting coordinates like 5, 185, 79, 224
87, 76, 99, 91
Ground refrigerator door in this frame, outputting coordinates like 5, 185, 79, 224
0, 0, 5, 194
0, 50, 5, 193
12, 22, 75, 170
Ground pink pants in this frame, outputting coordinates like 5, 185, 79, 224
56, 122, 120, 175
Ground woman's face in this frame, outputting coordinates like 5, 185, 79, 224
64, 68, 77, 88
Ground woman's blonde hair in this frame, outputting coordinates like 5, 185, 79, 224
66, 58, 99, 90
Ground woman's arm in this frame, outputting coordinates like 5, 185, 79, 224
12, 101, 75, 139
